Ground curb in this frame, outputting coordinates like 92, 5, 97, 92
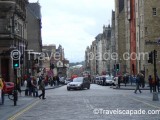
112, 88, 150, 90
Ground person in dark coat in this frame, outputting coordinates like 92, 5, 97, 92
38, 79, 46, 99
27, 76, 32, 96
148, 75, 153, 93
118, 76, 121, 88
134, 74, 142, 94
140, 73, 145, 88
56, 76, 60, 86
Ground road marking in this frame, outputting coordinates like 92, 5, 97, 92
130, 97, 160, 109
8, 100, 40, 120
83, 98, 94, 110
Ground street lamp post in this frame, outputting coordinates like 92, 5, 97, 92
13, 69, 18, 106
11, 13, 18, 106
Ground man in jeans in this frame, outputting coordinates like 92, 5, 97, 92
134, 74, 142, 94
38, 79, 46, 99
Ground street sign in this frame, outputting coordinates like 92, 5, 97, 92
57, 61, 63, 67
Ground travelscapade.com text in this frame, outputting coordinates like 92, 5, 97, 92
93, 108, 160, 116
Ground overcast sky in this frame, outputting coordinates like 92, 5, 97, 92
29, 0, 115, 63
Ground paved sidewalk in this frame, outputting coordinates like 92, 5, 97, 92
20, 84, 64, 91
0, 84, 64, 120
111, 83, 150, 90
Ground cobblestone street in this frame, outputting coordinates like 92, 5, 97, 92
2, 84, 159, 120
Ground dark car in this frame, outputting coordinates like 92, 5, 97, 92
4, 82, 14, 94
67, 77, 90, 90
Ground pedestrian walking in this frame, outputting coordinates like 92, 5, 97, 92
123, 75, 127, 87
118, 76, 121, 88
134, 74, 142, 94
115, 77, 119, 88
31, 77, 38, 97
27, 75, 32, 96
53, 76, 56, 86
102, 77, 105, 86
38, 79, 46, 99
139, 73, 145, 88
56, 76, 60, 86
24, 79, 28, 96
16, 78, 21, 96
148, 75, 153, 93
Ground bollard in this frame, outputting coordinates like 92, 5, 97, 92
13, 90, 18, 106
152, 92, 159, 101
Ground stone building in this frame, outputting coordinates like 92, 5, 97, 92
114, 0, 160, 80
129, 0, 137, 75
42, 44, 56, 70
135, 0, 160, 79
43, 44, 69, 77
26, 2, 42, 76
102, 25, 111, 75
115, 0, 127, 75
124, 0, 131, 74
110, 10, 116, 76
85, 25, 111, 76
0, 0, 28, 82
85, 46, 91, 73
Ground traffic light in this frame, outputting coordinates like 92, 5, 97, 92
13, 59, 20, 69
116, 64, 119, 71
148, 51, 153, 64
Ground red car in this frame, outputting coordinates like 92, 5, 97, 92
4, 82, 14, 94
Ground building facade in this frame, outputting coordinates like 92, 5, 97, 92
26, 2, 42, 76
43, 44, 69, 77
115, 0, 127, 75
137, 0, 160, 79
0, 0, 28, 82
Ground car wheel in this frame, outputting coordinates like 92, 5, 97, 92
80, 86, 83, 90
67, 88, 70, 91
87, 86, 90, 89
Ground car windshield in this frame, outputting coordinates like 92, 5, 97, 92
96, 77, 99, 80
73, 77, 83, 82
106, 76, 112, 80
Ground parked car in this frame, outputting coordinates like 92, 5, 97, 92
95, 77, 100, 84
67, 77, 90, 90
64, 78, 72, 85
105, 76, 115, 86
4, 82, 14, 94
59, 77, 65, 84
